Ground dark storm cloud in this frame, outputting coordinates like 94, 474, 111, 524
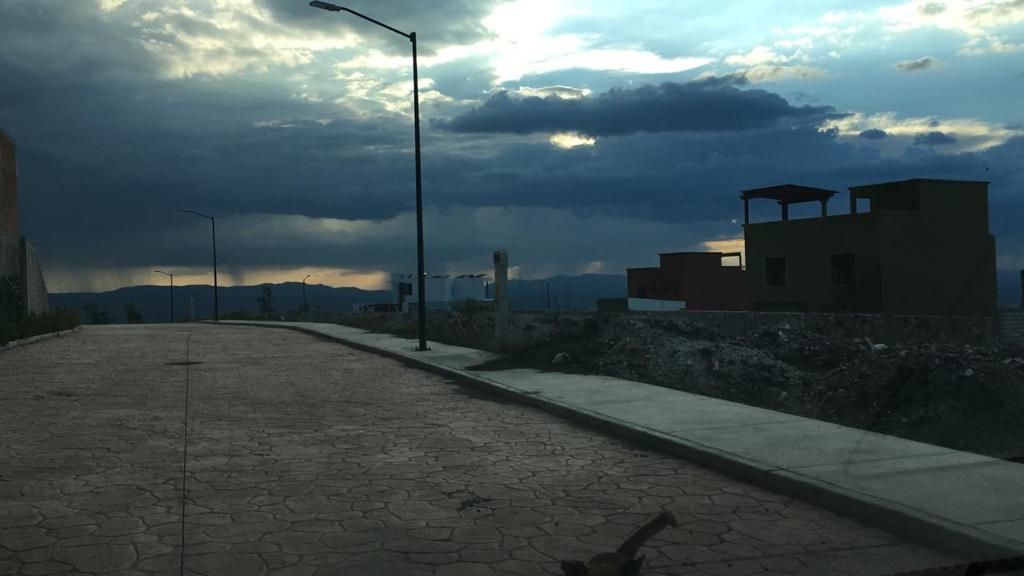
0, 1, 149, 81
914, 131, 958, 146
3, 0, 1022, 288
859, 129, 889, 140
258, 0, 503, 49
896, 57, 941, 72
687, 73, 751, 88
438, 81, 840, 136
0, 17, 415, 268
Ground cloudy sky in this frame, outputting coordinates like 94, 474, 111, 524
1, 0, 1021, 292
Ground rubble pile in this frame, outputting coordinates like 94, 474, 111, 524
340, 311, 1024, 460
473, 314, 1024, 461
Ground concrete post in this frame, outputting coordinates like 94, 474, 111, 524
494, 250, 509, 352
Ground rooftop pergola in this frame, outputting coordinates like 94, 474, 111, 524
739, 184, 838, 225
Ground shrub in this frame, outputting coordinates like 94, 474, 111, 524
0, 274, 81, 346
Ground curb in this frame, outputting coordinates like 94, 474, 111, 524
217, 321, 1024, 561
0, 326, 82, 353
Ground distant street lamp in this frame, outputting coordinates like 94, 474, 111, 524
154, 270, 174, 323
178, 209, 219, 321
309, 0, 428, 352
302, 274, 312, 313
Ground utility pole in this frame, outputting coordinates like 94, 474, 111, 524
178, 209, 219, 320
302, 274, 311, 314
309, 0, 428, 351
494, 250, 509, 351
154, 270, 173, 323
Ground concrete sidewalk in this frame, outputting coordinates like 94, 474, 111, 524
221, 320, 1024, 562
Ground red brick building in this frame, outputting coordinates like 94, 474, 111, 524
627, 251, 747, 310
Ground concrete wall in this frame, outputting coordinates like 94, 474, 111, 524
0, 131, 17, 237
593, 308, 995, 345
0, 233, 48, 314
627, 297, 686, 312
669, 309, 996, 346
0, 231, 18, 280
20, 237, 48, 313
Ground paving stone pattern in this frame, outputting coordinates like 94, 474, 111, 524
0, 325, 960, 575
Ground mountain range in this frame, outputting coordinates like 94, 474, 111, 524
48, 274, 630, 324
47, 270, 1021, 324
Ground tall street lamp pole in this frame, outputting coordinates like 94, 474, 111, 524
178, 209, 219, 321
309, 0, 428, 351
302, 274, 311, 313
154, 270, 174, 323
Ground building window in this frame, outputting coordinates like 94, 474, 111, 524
831, 253, 856, 285
765, 257, 787, 287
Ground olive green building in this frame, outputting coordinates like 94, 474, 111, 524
742, 179, 996, 316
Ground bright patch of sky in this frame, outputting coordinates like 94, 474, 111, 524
90, 0, 1023, 144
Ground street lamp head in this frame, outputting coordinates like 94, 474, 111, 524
309, 1, 342, 11
303, 274, 312, 282
307, 0, 411, 38
154, 270, 172, 277
178, 208, 212, 220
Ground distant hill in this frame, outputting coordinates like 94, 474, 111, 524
50, 283, 390, 324
48, 275, 630, 324
499, 274, 627, 311
51, 268, 1014, 324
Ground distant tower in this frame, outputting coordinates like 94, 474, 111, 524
0, 130, 17, 237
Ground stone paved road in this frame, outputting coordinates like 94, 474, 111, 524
0, 325, 960, 575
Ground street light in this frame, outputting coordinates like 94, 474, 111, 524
154, 270, 174, 323
309, 0, 428, 352
302, 274, 312, 313
178, 209, 219, 321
